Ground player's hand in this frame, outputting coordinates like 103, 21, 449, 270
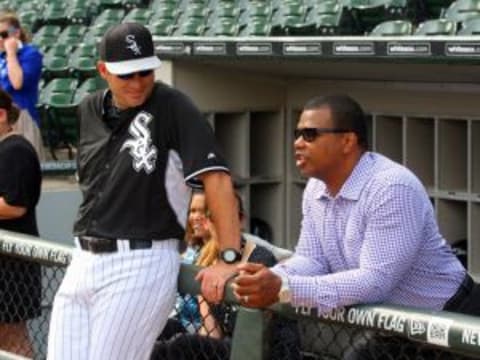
232, 263, 282, 308
196, 261, 237, 304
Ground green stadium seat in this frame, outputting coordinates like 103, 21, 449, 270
18, 9, 41, 32
35, 25, 62, 38
414, 18, 456, 34
173, 17, 206, 36
43, 56, 70, 80
66, 3, 93, 25
123, 8, 154, 24
445, 0, 480, 23
69, 57, 98, 81
58, 25, 88, 46
147, 18, 176, 37
32, 35, 58, 51
46, 44, 74, 58
152, 3, 180, 20
178, 3, 210, 23
210, 2, 240, 19
239, 2, 273, 29
369, 19, 413, 35
46, 92, 78, 160
206, 17, 239, 36
292, 1, 343, 35
73, 77, 107, 104
39, 81, 79, 160
43, 78, 79, 95
238, 17, 271, 36
72, 43, 98, 59
93, 9, 126, 25
457, 16, 480, 33
41, 2, 68, 26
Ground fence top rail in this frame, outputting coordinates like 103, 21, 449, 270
2, 231, 480, 357
0, 230, 72, 266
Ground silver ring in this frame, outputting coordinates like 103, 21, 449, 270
243, 295, 249, 303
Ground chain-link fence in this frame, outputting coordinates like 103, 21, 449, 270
1, 231, 480, 360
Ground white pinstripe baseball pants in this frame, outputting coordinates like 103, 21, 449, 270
47, 239, 180, 360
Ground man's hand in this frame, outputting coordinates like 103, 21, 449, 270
232, 263, 282, 308
196, 262, 237, 304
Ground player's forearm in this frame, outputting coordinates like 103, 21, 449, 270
200, 171, 241, 251
6, 53, 23, 90
0, 197, 26, 219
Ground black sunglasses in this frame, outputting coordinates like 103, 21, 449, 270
0, 30, 10, 39
116, 69, 153, 80
294, 127, 351, 142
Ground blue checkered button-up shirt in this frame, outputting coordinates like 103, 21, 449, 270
273, 152, 465, 313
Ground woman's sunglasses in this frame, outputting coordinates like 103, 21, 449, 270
294, 128, 350, 142
0, 30, 11, 39
116, 70, 153, 80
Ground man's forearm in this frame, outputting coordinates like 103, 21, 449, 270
200, 171, 241, 251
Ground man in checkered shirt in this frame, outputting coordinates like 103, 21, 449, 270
233, 94, 479, 317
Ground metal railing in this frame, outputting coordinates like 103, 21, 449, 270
1, 230, 480, 359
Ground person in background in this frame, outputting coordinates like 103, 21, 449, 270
161, 190, 216, 339
0, 88, 42, 357
152, 193, 301, 360
0, 13, 42, 127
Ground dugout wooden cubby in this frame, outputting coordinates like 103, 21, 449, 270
155, 59, 480, 279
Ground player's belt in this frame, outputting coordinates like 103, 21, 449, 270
78, 236, 153, 253
443, 273, 475, 311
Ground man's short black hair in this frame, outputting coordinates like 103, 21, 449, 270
303, 94, 369, 150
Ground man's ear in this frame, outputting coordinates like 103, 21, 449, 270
343, 132, 358, 154
97, 61, 108, 79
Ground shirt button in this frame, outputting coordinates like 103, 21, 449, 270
105, 163, 110, 170
98, 192, 103, 198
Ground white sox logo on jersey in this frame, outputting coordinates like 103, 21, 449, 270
126, 34, 141, 55
121, 111, 157, 174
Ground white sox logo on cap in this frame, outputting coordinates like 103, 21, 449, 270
126, 34, 142, 56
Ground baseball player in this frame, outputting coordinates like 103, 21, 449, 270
47, 22, 241, 360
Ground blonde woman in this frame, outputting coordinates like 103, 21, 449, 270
152, 194, 301, 360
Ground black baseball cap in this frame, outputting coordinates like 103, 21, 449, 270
99, 22, 161, 75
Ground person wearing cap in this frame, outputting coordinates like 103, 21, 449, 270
47, 22, 241, 360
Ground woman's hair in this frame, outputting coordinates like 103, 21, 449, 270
0, 12, 30, 43
195, 191, 245, 267
196, 238, 219, 267
0, 88, 20, 125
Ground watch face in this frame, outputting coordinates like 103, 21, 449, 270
223, 250, 237, 263
221, 248, 240, 264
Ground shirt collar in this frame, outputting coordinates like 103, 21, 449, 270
314, 152, 375, 201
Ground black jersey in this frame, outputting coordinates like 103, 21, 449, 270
73, 82, 229, 241
0, 134, 41, 236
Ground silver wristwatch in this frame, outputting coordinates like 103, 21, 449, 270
278, 275, 292, 303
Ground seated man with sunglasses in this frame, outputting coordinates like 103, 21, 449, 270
47, 22, 241, 360
232, 95, 480, 358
